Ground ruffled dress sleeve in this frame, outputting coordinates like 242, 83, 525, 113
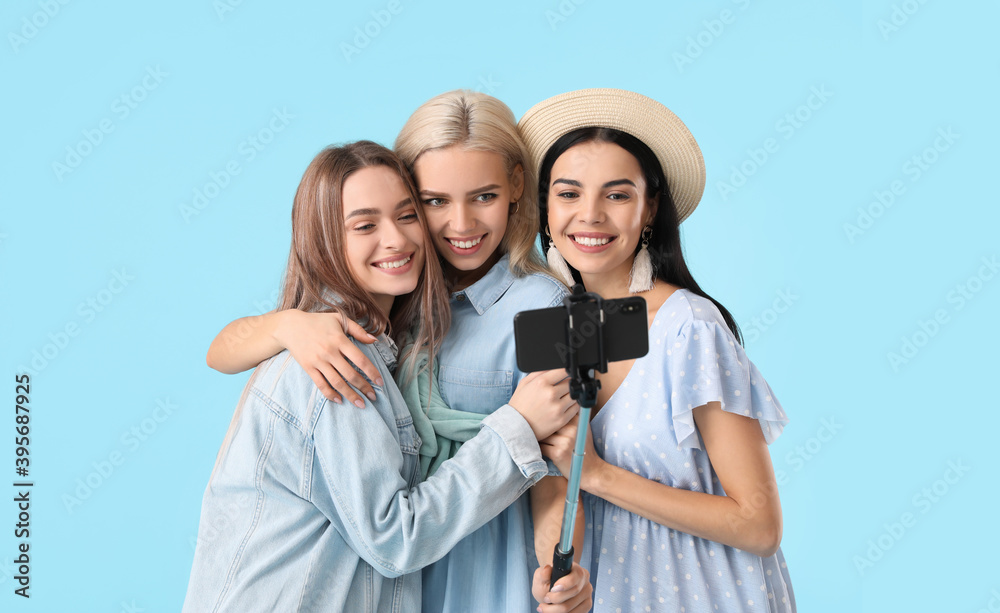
665, 317, 788, 450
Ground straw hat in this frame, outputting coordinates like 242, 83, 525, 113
518, 88, 705, 223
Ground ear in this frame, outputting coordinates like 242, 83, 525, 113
509, 163, 525, 203
645, 191, 660, 226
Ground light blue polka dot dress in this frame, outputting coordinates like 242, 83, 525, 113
581, 289, 796, 612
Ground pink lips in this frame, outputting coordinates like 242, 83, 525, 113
443, 233, 487, 256
568, 232, 617, 254
371, 252, 416, 276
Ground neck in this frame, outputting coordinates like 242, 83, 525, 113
373, 294, 394, 327
578, 258, 635, 300
445, 248, 503, 292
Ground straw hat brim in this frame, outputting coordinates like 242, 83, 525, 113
518, 88, 706, 223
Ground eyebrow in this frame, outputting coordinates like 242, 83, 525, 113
420, 184, 503, 198
345, 197, 412, 220
552, 178, 637, 189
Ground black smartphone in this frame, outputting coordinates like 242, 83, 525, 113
513, 296, 649, 373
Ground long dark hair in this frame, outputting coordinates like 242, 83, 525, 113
537, 127, 742, 344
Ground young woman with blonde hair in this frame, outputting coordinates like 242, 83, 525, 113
204, 92, 590, 612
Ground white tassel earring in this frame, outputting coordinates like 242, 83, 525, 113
545, 226, 576, 287
628, 226, 655, 293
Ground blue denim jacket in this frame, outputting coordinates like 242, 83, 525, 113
183, 333, 548, 613
422, 255, 570, 612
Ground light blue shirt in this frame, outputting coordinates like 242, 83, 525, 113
422, 254, 570, 612
182, 331, 549, 613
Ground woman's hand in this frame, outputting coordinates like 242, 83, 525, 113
539, 415, 603, 489
508, 370, 579, 440
274, 309, 382, 407
532, 562, 592, 613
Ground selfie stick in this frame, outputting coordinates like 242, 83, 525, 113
550, 285, 607, 585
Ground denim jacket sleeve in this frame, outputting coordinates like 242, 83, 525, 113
309, 394, 547, 578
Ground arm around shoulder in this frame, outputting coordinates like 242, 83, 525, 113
309, 397, 549, 577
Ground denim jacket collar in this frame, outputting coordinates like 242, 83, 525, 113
450, 254, 515, 316
374, 333, 398, 372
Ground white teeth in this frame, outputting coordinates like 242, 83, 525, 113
448, 236, 483, 249
574, 236, 611, 246
376, 255, 412, 269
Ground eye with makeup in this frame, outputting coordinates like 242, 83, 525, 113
553, 188, 580, 201
398, 209, 418, 223
473, 192, 498, 204
350, 221, 375, 232
606, 191, 632, 202
421, 197, 446, 208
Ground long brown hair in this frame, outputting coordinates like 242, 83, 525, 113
278, 141, 450, 364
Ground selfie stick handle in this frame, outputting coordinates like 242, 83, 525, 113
550, 400, 593, 585
550, 286, 605, 586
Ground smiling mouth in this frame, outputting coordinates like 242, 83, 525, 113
445, 234, 486, 249
570, 234, 617, 247
372, 253, 413, 269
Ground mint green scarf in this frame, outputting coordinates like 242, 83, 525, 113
398, 346, 484, 479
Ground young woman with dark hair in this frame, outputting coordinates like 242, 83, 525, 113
520, 89, 796, 612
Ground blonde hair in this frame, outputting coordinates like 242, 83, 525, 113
394, 90, 549, 278
278, 141, 450, 365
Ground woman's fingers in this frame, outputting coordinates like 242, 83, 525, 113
342, 316, 378, 344
532, 564, 553, 604
307, 367, 341, 404
317, 362, 365, 408
328, 354, 378, 405
540, 564, 592, 612
540, 368, 570, 384
339, 343, 384, 389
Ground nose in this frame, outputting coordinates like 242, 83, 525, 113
381, 218, 409, 250
449, 203, 476, 234
577, 193, 605, 225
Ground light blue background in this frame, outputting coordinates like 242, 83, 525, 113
3, 0, 998, 610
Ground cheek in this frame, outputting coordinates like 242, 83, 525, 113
422, 210, 447, 236
484, 203, 511, 236
402, 223, 426, 254
546, 204, 572, 232
344, 236, 370, 275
